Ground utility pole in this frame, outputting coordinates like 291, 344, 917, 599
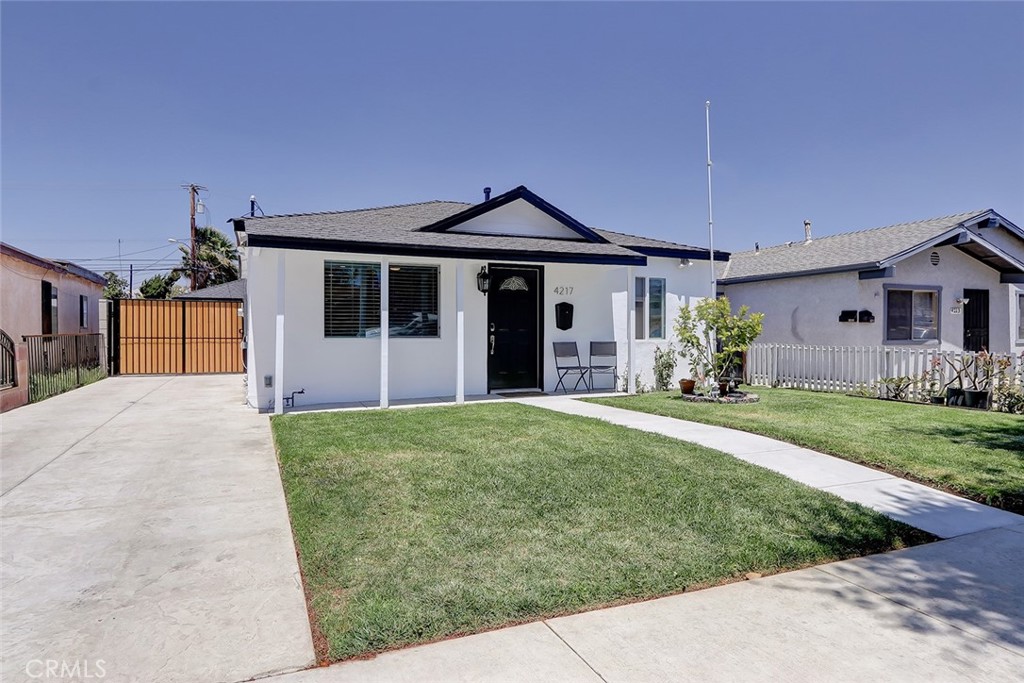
182, 183, 207, 291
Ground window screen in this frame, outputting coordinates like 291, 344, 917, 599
389, 264, 439, 337
886, 288, 937, 341
324, 261, 381, 337
634, 277, 646, 339
648, 278, 665, 339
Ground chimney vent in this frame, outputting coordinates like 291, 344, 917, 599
804, 220, 812, 243
483, 187, 492, 201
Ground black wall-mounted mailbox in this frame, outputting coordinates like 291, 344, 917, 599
839, 310, 857, 322
858, 309, 875, 323
555, 301, 574, 331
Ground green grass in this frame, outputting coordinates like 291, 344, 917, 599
590, 388, 1024, 512
273, 402, 931, 661
29, 365, 106, 402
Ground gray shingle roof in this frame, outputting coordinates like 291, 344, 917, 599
176, 279, 246, 300
237, 199, 715, 264
719, 210, 991, 283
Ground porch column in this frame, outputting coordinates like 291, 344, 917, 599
626, 266, 636, 394
380, 257, 389, 408
274, 251, 285, 414
455, 262, 465, 404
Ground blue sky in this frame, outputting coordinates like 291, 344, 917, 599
2, 1, 1022, 281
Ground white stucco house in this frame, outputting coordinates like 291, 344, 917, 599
231, 186, 726, 412
719, 210, 1024, 354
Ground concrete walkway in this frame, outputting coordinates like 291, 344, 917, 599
267, 523, 1024, 683
1, 376, 315, 683
513, 396, 1024, 539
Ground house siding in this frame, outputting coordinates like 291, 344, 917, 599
1, 251, 104, 341
722, 244, 1018, 353
244, 247, 712, 410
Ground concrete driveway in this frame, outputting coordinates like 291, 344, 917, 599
1, 376, 314, 683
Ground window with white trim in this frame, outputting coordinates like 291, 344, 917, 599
1017, 292, 1024, 341
324, 261, 381, 337
633, 277, 666, 340
388, 264, 439, 338
886, 287, 938, 342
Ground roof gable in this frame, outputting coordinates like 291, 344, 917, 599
418, 186, 608, 243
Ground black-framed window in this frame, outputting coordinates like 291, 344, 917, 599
388, 264, 439, 338
41, 281, 58, 334
324, 261, 380, 337
633, 277, 666, 340
634, 277, 646, 339
80, 295, 89, 328
885, 287, 939, 342
648, 278, 665, 339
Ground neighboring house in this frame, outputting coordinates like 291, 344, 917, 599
231, 186, 727, 412
0, 242, 106, 341
719, 210, 1024, 354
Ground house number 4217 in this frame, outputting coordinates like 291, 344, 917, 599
553, 286, 574, 296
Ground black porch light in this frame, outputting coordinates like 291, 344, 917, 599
476, 266, 491, 294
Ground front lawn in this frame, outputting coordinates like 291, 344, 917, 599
590, 388, 1024, 512
273, 402, 930, 661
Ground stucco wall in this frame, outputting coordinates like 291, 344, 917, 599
1, 252, 104, 341
721, 243, 1020, 353
245, 247, 713, 410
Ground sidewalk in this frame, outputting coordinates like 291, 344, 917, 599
263, 524, 1024, 683
513, 395, 1024, 539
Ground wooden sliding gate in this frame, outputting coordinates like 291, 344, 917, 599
112, 299, 243, 375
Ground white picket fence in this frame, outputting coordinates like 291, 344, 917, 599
745, 343, 1023, 401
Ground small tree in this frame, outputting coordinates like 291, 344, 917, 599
674, 296, 764, 386
139, 273, 179, 299
177, 227, 239, 290
102, 271, 129, 299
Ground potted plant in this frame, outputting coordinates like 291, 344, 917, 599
943, 355, 967, 407
653, 345, 677, 392
675, 296, 764, 399
922, 358, 945, 404
964, 351, 997, 410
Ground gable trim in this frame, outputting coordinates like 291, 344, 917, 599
417, 186, 609, 243
245, 233, 646, 266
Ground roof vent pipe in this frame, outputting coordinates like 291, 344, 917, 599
483, 187, 491, 201
250, 195, 257, 218
804, 220, 812, 243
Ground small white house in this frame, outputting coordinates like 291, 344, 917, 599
232, 186, 725, 412
719, 210, 1024, 354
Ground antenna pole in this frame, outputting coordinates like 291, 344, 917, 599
705, 101, 716, 298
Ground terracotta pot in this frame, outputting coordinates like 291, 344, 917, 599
680, 379, 696, 395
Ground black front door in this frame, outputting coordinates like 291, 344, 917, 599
963, 289, 989, 352
487, 265, 543, 391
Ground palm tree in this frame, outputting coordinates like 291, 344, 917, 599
177, 227, 239, 290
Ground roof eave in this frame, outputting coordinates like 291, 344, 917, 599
246, 234, 647, 266
719, 262, 879, 285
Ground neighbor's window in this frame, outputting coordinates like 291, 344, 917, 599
388, 264, 439, 338
41, 281, 58, 335
1018, 293, 1024, 341
648, 278, 665, 339
634, 277, 646, 339
886, 288, 938, 342
324, 261, 381, 337
80, 295, 89, 328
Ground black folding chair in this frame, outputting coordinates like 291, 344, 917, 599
589, 341, 618, 390
553, 342, 591, 393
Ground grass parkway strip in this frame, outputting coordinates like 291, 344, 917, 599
589, 387, 1024, 513
272, 402, 932, 662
